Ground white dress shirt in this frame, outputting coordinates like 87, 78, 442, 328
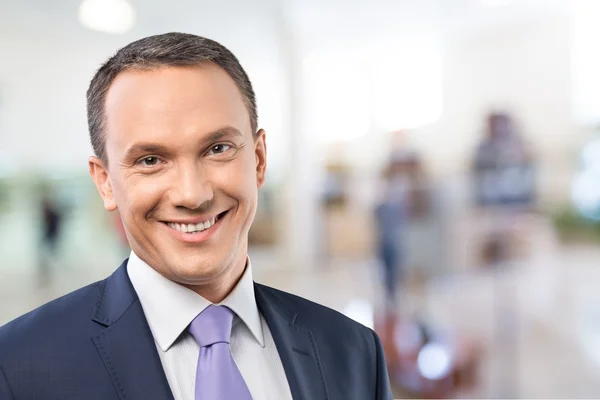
127, 251, 293, 400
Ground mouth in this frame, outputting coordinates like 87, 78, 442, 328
163, 210, 229, 234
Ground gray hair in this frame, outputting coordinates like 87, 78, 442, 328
86, 32, 258, 163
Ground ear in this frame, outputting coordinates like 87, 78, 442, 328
89, 156, 117, 211
254, 129, 267, 188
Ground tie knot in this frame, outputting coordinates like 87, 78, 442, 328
188, 305, 234, 347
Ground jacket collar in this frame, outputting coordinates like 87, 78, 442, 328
91, 259, 175, 400
254, 283, 330, 400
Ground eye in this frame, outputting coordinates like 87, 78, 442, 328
208, 143, 232, 155
137, 156, 160, 167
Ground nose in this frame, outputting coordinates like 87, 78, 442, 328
169, 163, 214, 210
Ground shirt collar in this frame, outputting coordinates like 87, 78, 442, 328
127, 251, 264, 351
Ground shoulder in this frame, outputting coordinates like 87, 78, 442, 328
0, 281, 103, 356
256, 283, 386, 392
256, 283, 376, 344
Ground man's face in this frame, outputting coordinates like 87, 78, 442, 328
89, 64, 266, 288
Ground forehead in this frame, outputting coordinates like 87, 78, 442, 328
103, 64, 251, 152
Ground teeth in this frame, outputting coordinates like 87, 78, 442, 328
167, 216, 217, 233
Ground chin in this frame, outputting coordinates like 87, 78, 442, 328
169, 259, 227, 282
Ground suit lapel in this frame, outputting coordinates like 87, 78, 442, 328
255, 283, 330, 400
91, 260, 174, 400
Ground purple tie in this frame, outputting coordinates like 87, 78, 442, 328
188, 305, 253, 400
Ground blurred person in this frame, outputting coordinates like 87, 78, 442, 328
374, 163, 408, 312
0, 33, 392, 400
374, 133, 430, 312
472, 112, 536, 266
38, 184, 65, 286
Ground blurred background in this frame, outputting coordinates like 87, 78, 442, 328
2, 0, 600, 397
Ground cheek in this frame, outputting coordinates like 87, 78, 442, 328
113, 175, 164, 220
211, 165, 257, 220
211, 153, 257, 192
223, 166, 257, 201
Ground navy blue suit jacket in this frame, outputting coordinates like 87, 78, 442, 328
0, 260, 392, 399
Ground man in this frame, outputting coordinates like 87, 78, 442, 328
0, 32, 392, 400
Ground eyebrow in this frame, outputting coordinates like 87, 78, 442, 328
123, 143, 170, 161
203, 126, 243, 143
123, 126, 244, 160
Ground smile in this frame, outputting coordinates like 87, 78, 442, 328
164, 211, 227, 234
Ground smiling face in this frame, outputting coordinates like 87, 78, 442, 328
89, 64, 266, 300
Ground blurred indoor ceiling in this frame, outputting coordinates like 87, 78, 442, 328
2, 0, 572, 45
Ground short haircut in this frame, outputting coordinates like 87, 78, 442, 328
86, 32, 258, 163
